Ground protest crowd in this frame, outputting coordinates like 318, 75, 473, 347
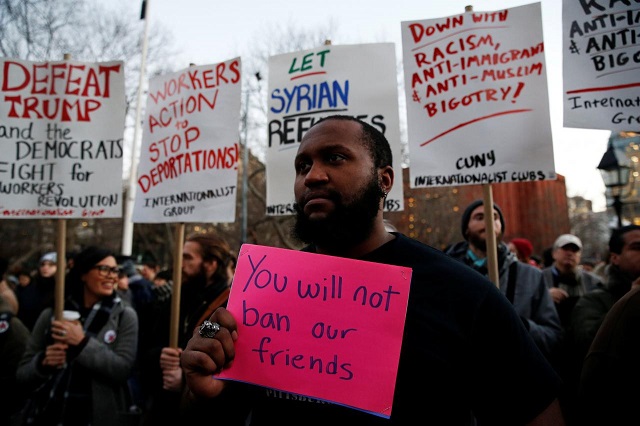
2, 115, 639, 426
2, 1, 640, 425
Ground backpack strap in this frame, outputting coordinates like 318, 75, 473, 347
196, 287, 231, 327
506, 261, 518, 304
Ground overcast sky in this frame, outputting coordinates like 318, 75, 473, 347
112, 0, 612, 211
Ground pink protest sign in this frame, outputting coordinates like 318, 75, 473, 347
218, 244, 412, 418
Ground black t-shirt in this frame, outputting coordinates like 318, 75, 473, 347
240, 233, 562, 425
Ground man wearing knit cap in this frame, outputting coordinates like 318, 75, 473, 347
446, 199, 562, 360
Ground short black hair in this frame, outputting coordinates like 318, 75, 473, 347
314, 115, 393, 169
155, 268, 173, 282
609, 224, 640, 254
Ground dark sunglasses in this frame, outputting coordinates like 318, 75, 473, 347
92, 265, 121, 277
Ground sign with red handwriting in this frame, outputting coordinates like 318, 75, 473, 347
265, 43, 404, 216
0, 58, 125, 218
217, 244, 412, 418
562, 0, 640, 131
401, 3, 556, 189
132, 58, 242, 223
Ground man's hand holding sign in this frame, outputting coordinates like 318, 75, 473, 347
211, 244, 411, 418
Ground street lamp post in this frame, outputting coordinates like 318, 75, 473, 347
611, 193, 624, 229
597, 143, 631, 229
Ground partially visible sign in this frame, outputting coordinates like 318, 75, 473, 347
265, 43, 404, 216
562, 0, 640, 131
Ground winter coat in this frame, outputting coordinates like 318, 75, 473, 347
569, 263, 633, 361
16, 297, 138, 426
446, 241, 562, 358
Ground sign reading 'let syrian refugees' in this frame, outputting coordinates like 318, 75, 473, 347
265, 43, 404, 216
0, 58, 125, 218
401, 3, 556, 189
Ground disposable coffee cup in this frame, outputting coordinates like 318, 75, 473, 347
63, 310, 80, 324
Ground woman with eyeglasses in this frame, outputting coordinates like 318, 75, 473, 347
16, 246, 139, 426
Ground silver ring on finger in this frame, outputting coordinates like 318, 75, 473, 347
199, 320, 221, 338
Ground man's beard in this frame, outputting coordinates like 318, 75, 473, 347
180, 267, 209, 307
467, 230, 503, 253
292, 172, 383, 251
183, 267, 208, 292
467, 231, 487, 252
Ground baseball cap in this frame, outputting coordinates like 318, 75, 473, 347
40, 252, 57, 264
553, 234, 582, 250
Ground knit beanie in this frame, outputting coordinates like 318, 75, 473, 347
510, 238, 534, 259
461, 199, 505, 239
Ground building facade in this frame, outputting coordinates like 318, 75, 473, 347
385, 168, 572, 258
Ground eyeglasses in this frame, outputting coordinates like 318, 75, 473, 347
92, 265, 121, 277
